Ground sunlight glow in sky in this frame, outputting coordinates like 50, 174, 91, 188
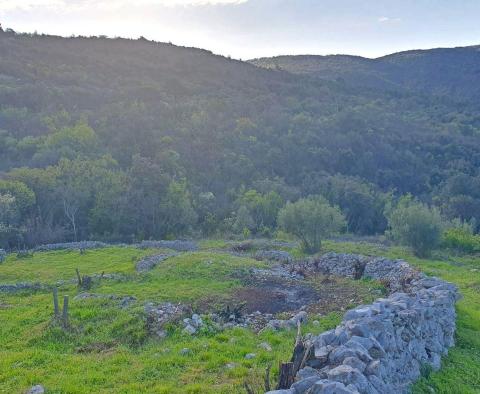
1, 0, 479, 59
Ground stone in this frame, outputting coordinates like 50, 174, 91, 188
364, 360, 382, 377
327, 365, 370, 392
290, 375, 321, 393
244, 353, 256, 359
26, 385, 45, 394
180, 348, 191, 355
258, 342, 272, 352
183, 324, 197, 335
296, 366, 323, 380
309, 380, 358, 394
191, 314, 203, 327
342, 357, 366, 372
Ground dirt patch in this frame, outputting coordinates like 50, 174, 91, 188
233, 279, 319, 314
195, 264, 383, 319
229, 273, 382, 316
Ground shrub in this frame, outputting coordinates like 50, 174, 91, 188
386, 196, 444, 257
443, 227, 480, 253
278, 196, 346, 253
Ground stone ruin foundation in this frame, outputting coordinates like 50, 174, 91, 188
268, 253, 460, 394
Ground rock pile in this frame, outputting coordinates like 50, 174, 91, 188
138, 240, 198, 252
267, 253, 460, 394
145, 302, 189, 338
27, 239, 197, 253
34, 241, 108, 252
0, 282, 45, 293
183, 313, 205, 334
255, 250, 293, 264
135, 253, 177, 272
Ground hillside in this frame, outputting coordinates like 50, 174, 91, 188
250, 45, 480, 102
1, 30, 480, 246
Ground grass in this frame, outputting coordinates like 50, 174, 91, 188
0, 246, 347, 393
1, 240, 478, 393
0, 247, 164, 283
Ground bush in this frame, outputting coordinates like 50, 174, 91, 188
278, 196, 346, 253
386, 196, 444, 257
442, 227, 480, 253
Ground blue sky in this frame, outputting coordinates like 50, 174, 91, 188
1, 0, 479, 59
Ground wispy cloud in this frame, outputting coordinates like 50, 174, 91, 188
0, 0, 247, 12
378, 16, 401, 23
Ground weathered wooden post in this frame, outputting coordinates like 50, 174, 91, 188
53, 288, 59, 317
277, 362, 294, 389
75, 268, 82, 287
62, 295, 69, 327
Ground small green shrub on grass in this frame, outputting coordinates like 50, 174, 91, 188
442, 228, 480, 254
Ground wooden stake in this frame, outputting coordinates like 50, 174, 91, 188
53, 288, 59, 317
75, 268, 82, 287
277, 362, 294, 389
62, 295, 69, 327
264, 363, 272, 392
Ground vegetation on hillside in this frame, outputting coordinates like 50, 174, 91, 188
1, 29, 480, 247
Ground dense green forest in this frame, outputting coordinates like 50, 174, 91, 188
1, 27, 480, 248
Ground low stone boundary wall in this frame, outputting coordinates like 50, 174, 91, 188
268, 253, 460, 394
30, 239, 198, 253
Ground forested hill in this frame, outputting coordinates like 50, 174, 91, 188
1, 28, 480, 247
250, 45, 480, 102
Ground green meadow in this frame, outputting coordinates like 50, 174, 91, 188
0, 241, 479, 393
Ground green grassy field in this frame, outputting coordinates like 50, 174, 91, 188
0, 241, 479, 393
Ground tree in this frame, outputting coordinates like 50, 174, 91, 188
233, 205, 255, 236
278, 196, 346, 253
236, 189, 284, 235
386, 196, 444, 257
310, 175, 388, 235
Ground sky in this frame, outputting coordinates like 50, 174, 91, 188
1, 0, 480, 59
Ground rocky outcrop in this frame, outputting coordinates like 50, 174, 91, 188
267, 253, 460, 394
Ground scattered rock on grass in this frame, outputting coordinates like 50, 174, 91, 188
26, 385, 45, 394
258, 342, 272, 351
145, 302, 188, 338
74, 293, 137, 308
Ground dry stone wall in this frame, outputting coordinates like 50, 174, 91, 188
268, 253, 460, 394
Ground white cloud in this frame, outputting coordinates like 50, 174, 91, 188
378, 16, 401, 23
0, 0, 247, 12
